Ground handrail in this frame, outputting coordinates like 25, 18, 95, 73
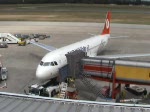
0, 92, 149, 108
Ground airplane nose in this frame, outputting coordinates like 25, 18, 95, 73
36, 69, 43, 79
36, 66, 50, 80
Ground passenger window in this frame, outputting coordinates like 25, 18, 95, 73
54, 61, 58, 65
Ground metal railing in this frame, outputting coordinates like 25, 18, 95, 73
0, 92, 149, 112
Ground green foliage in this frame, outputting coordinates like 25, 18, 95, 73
0, 0, 148, 5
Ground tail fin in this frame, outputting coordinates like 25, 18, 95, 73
101, 12, 111, 35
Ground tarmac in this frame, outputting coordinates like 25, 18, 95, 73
0, 21, 150, 101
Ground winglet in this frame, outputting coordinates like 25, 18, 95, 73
101, 12, 111, 35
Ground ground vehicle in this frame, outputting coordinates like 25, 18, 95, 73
125, 85, 146, 96
0, 42, 8, 48
21, 35, 29, 39
14, 34, 22, 38
28, 81, 60, 97
0, 67, 8, 80
37, 34, 48, 40
29, 84, 49, 97
30, 34, 39, 39
18, 38, 26, 46
32, 34, 50, 40
14, 34, 29, 39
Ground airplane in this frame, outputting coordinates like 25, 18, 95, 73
30, 12, 150, 81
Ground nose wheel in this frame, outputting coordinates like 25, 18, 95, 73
51, 90, 56, 97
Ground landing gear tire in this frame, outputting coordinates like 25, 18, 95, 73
51, 90, 56, 97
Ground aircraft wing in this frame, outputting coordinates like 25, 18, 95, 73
30, 41, 57, 52
95, 53, 150, 59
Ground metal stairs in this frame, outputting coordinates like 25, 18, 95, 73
80, 58, 115, 98
59, 82, 68, 99
80, 73, 105, 98
0, 33, 20, 44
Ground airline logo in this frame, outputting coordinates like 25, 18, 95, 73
106, 19, 110, 29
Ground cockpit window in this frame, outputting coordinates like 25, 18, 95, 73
40, 61, 44, 66
51, 62, 54, 66
40, 61, 58, 66
43, 62, 50, 66
54, 61, 58, 65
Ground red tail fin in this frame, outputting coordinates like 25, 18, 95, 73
101, 12, 111, 35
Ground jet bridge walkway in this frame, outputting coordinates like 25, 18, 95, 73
81, 57, 150, 98
0, 92, 149, 112
82, 57, 150, 85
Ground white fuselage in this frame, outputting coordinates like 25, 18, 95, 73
36, 34, 109, 80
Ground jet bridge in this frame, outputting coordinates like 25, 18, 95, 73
0, 33, 20, 44
63, 51, 114, 99
62, 50, 150, 99
81, 57, 150, 85
81, 57, 150, 98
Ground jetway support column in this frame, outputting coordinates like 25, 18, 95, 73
112, 72, 121, 99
